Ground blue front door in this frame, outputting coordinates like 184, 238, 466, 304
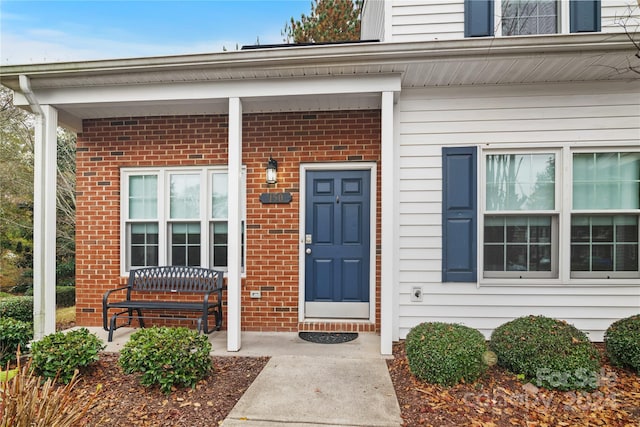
304, 170, 370, 319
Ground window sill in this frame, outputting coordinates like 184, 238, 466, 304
478, 278, 640, 287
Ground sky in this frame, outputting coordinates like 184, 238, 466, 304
0, 0, 312, 65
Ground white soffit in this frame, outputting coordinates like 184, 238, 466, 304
1, 34, 638, 121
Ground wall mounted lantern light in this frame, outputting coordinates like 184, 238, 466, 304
266, 156, 278, 184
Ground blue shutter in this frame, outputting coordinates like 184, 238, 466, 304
570, 0, 601, 33
465, 0, 494, 37
442, 147, 477, 282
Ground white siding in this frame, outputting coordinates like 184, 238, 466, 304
602, 1, 640, 33
396, 81, 640, 341
391, 1, 465, 42
384, 0, 637, 42
362, 0, 386, 41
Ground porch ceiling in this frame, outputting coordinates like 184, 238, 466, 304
1, 33, 637, 125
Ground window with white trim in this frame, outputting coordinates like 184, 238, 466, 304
501, 0, 558, 36
480, 149, 639, 281
571, 152, 640, 278
464, 0, 600, 38
122, 167, 246, 273
483, 152, 558, 278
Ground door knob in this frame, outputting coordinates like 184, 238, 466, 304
306, 248, 312, 254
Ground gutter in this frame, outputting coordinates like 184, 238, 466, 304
1, 33, 635, 81
18, 74, 44, 116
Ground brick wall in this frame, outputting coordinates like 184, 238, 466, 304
76, 110, 381, 332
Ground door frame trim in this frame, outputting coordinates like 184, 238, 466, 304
298, 162, 377, 323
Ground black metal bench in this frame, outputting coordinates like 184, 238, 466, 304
102, 266, 225, 342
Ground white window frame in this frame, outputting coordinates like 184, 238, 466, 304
120, 166, 246, 276
480, 149, 561, 279
495, 0, 570, 37
479, 144, 640, 285
569, 148, 640, 280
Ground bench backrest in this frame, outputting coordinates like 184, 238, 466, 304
128, 266, 223, 293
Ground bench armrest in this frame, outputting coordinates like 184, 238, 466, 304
102, 285, 129, 331
103, 285, 130, 304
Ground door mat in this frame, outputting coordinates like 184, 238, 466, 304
298, 332, 358, 344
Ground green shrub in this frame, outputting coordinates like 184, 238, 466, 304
405, 322, 488, 386
30, 328, 104, 384
0, 318, 32, 365
55, 286, 75, 308
56, 259, 75, 281
490, 316, 600, 391
605, 314, 640, 374
119, 327, 213, 393
0, 296, 33, 323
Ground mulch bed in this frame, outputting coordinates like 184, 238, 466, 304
71, 353, 269, 426
42, 328, 640, 426
387, 342, 640, 426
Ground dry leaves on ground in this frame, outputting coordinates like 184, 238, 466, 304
387, 342, 640, 427
40, 325, 640, 426
70, 353, 268, 427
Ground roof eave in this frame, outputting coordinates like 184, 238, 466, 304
0, 33, 635, 91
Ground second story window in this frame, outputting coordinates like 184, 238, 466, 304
464, 0, 600, 38
502, 0, 557, 36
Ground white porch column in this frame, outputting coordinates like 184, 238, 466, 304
380, 91, 396, 355
227, 97, 243, 351
33, 105, 58, 340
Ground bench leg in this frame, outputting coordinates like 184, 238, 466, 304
136, 308, 145, 328
108, 313, 119, 342
215, 307, 223, 331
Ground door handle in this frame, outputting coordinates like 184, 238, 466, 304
306, 248, 312, 255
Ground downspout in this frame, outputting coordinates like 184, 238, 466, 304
19, 75, 44, 116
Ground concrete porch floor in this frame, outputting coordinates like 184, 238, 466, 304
83, 327, 386, 359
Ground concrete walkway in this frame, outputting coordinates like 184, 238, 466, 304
84, 328, 403, 427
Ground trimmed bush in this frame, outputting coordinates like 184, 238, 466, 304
490, 316, 600, 390
119, 327, 213, 393
30, 328, 105, 384
605, 314, 640, 374
56, 286, 75, 308
405, 322, 489, 386
0, 296, 33, 323
0, 318, 32, 365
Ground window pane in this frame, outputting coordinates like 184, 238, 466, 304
486, 153, 555, 211
570, 215, 639, 274
484, 217, 505, 243
592, 245, 613, 271
573, 153, 640, 210
170, 174, 200, 219
484, 215, 553, 274
571, 216, 590, 243
502, 0, 557, 36
530, 245, 552, 271
212, 173, 229, 219
592, 216, 613, 242
214, 247, 228, 267
506, 217, 528, 243
129, 175, 157, 219
484, 246, 505, 271
506, 245, 527, 271
211, 222, 229, 268
617, 217, 638, 242
529, 216, 551, 243
170, 222, 201, 266
129, 223, 159, 268
571, 245, 590, 271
